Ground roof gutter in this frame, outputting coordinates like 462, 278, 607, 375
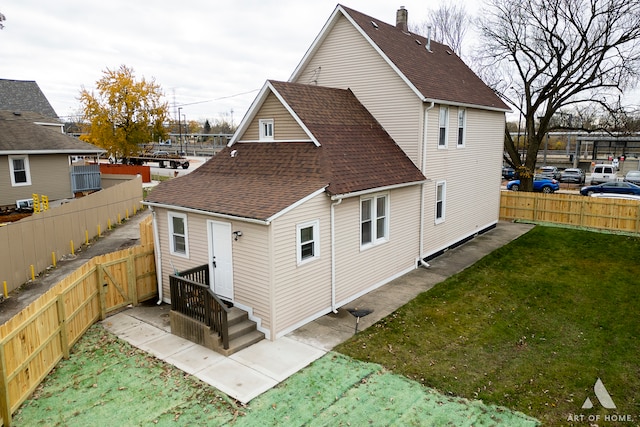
0, 150, 105, 155
330, 180, 427, 201
422, 97, 512, 113
330, 196, 343, 313
142, 201, 272, 225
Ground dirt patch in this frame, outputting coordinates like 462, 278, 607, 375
0, 211, 32, 224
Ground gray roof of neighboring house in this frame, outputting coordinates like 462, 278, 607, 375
0, 110, 104, 155
0, 79, 60, 119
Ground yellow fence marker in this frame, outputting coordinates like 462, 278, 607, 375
71, 240, 75, 255
30, 265, 35, 281
97, 224, 101, 237
85, 230, 89, 245
126, 209, 129, 219
32, 193, 40, 214
52, 252, 57, 268
118, 213, 121, 224
3, 281, 7, 298
108, 218, 112, 230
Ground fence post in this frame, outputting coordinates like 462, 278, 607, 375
56, 296, 70, 360
97, 264, 107, 321
0, 342, 12, 427
127, 250, 138, 306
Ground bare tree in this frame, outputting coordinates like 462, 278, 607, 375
477, 0, 640, 190
412, 1, 470, 56
0, 12, 6, 30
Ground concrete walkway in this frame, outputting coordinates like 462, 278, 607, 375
102, 220, 535, 404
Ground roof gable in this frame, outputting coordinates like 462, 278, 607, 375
146, 82, 426, 221
290, 5, 509, 112
0, 79, 60, 119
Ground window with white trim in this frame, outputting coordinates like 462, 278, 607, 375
438, 106, 448, 148
296, 220, 319, 264
457, 108, 466, 147
9, 155, 31, 186
435, 181, 446, 223
361, 193, 389, 248
168, 212, 189, 257
259, 119, 274, 141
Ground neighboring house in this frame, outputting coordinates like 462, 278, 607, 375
0, 79, 59, 119
0, 110, 104, 208
144, 5, 509, 345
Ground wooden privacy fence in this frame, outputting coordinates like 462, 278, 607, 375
0, 216, 156, 427
0, 176, 144, 295
500, 191, 640, 234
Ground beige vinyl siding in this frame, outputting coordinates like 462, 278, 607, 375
154, 208, 274, 332
155, 209, 210, 301
333, 186, 421, 305
269, 193, 332, 337
422, 106, 504, 255
239, 92, 310, 142
0, 154, 73, 206
231, 221, 272, 332
292, 15, 423, 165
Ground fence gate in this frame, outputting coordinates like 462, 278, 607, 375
97, 253, 138, 313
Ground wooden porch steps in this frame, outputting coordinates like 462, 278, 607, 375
169, 306, 264, 357
212, 307, 264, 356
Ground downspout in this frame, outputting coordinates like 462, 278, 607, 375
330, 197, 343, 313
150, 206, 164, 304
420, 102, 435, 268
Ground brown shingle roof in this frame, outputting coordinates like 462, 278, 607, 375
339, 5, 509, 111
145, 82, 425, 221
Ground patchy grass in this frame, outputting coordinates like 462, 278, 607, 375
335, 226, 640, 425
12, 326, 241, 426
13, 330, 537, 426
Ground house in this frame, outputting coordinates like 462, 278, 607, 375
0, 79, 59, 119
143, 5, 509, 351
0, 110, 104, 208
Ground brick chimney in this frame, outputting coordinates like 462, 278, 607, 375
396, 6, 408, 32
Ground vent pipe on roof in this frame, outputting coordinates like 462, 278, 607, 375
426, 25, 432, 52
396, 6, 408, 32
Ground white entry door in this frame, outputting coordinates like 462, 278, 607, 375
207, 221, 234, 301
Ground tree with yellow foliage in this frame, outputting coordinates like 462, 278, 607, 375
79, 65, 169, 158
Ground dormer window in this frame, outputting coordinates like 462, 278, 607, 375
259, 119, 274, 141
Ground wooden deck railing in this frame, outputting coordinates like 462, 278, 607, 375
169, 265, 230, 349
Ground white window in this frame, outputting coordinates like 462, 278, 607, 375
435, 181, 446, 223
168, 212, 189, 257
438, 106, 448, 148
9, 155, 31, 186
259, 119, 274, 141
361, 193, 389, 248
296, 220, 319, 264
457, 108, 466, 147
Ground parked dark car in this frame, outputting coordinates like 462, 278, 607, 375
580, 181, 640, 196
559, 168, 585, 184
624, 170, 640, 185
539, 166, 560, 180
507, 176, 560, 193
502, 167, 516, 180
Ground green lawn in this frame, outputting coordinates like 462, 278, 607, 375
335, 226, 640, 425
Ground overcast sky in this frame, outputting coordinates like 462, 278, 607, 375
1, 1, 480, 125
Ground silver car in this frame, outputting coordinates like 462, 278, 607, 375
624, 170, 640, 185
